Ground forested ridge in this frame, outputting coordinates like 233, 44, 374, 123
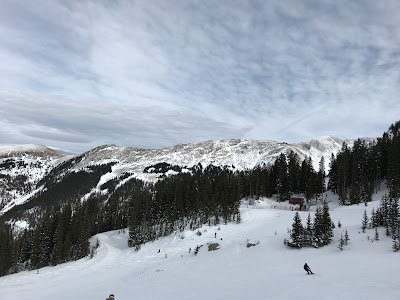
0, 121, 399, 276
328, 121, 400, 202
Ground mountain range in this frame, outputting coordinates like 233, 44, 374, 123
0, 136, 353, 218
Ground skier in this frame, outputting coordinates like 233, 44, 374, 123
304, 263, 313, 274
105, 294, 115, 300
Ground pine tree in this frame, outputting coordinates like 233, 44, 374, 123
321, 201, 333, 245
288, 212, 304, 248
392, 236, 400, 252
344, 229, 350, 245
304, 213, 313, 247
337, 233, 345, 251
328, 153, 338, 194
288, 151, 301, 194
318, 156, 326, 201
362, 209, 369, 233
338, 220, 342, 228
370, 208, 377, 228
388, 196, 399, 237
374, 227, 379, 241
313, 206, 323, 247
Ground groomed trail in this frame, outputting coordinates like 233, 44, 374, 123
1, 192, 400, 300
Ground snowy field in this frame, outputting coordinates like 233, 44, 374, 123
1, 191, 400, 300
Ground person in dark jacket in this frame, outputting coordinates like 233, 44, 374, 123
304, 263, 313, 274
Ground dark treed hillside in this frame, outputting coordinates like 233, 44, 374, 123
328, 121, 400, 203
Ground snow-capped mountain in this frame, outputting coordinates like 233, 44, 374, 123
0, 144, 64, 159
74, 135, 345, 179
0, 136, 347, 216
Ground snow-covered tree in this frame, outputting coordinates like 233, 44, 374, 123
288, 212, 304, 248
338, 233, 345, 251
303, 213, 313, 247
344, 229, 350, 245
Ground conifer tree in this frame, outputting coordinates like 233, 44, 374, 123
392, 236, 400, 252
328, 153, 338, 193
374, 227, 379, 241
313, 206, 323, 247
318, 156, 326, 201
370, 208, 377, 228
362, 210, 369, 233
304, 213, 313, 247
388, 196, 399, 237
344, 229, 350, 245
321, 201, 333, 245
289, 212, 304, 248
338, 233, 345, 251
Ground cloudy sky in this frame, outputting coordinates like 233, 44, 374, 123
1, 0, 400, 153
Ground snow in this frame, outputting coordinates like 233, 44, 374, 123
7, 220, 29, 231
1, 191, 399, 300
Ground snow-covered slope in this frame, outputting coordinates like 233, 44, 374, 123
73, 136, 345, 181
1, 191, 398, 300
0, 145, 66, 211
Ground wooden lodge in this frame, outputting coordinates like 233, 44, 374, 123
289, 196, 305, 206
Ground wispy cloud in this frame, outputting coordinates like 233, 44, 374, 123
0, 0, 399, 153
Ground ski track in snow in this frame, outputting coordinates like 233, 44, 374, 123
1, 192, 400, 300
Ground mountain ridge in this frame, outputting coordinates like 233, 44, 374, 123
0, 136, 361, 216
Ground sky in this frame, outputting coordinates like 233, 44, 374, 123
2, 191, 400, 300
1, 0, 400, 154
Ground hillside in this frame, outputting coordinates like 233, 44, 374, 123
1, 191, 399, 300
0, 145, 66, 213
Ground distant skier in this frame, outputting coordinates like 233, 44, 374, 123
215, 232, 217, 238
304, 263, 313, 274
105, 294, 115, 300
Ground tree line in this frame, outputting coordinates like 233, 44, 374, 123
240, 152, 325, 202
328, 121, 400, 203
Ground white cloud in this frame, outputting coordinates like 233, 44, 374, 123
0, 0, 399, 152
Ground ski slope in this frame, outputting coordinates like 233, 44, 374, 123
1, 191, 399, 300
